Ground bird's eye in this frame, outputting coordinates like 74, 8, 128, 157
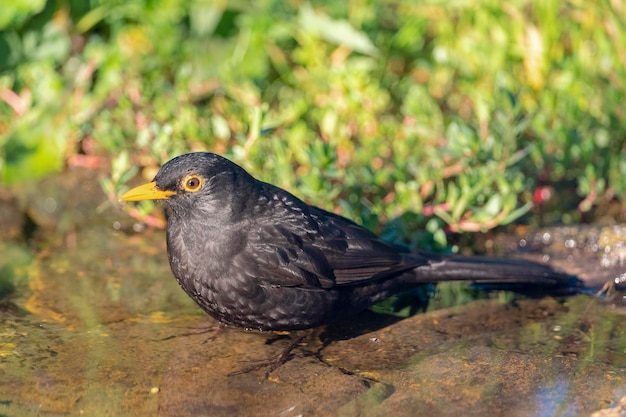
182, 175, 204, 192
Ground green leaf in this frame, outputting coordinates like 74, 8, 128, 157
0, 0, 46, 30
298, 3, 378, 56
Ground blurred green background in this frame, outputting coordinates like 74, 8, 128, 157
1, 0, 625, 249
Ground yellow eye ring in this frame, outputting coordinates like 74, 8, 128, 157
182, 175, 204, 192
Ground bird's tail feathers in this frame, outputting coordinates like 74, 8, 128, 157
415, 251, 582, 293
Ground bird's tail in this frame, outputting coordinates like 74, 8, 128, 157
415, 251, 584, 294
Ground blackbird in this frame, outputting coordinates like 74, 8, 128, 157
121, 152, 580, 332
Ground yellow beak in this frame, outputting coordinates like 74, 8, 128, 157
120, 181, 176, 201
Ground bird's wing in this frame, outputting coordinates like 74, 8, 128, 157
234, 204, 426, 290
312, 208, 428, 284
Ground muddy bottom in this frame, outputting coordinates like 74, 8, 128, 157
2, 286, 625, 417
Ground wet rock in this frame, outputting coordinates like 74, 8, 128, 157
591, 396, 626, 417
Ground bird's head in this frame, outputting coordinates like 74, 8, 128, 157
120, 152, 255, 219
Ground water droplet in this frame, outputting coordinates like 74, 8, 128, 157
43, 197, 58, 213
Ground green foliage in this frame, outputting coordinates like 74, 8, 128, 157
0, 0, 46, 30
1, 0, 626, 243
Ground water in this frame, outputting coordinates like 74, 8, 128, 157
1, 168, 625, 416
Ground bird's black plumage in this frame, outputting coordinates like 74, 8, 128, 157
121, 152, 581, 331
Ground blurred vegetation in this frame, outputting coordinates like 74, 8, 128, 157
1, 0, 625, 250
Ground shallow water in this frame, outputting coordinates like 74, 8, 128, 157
1, 167, 625, 417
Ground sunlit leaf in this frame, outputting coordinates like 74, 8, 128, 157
298, 3, 378, 56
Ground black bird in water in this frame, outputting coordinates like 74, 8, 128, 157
121, 152, 580, 332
